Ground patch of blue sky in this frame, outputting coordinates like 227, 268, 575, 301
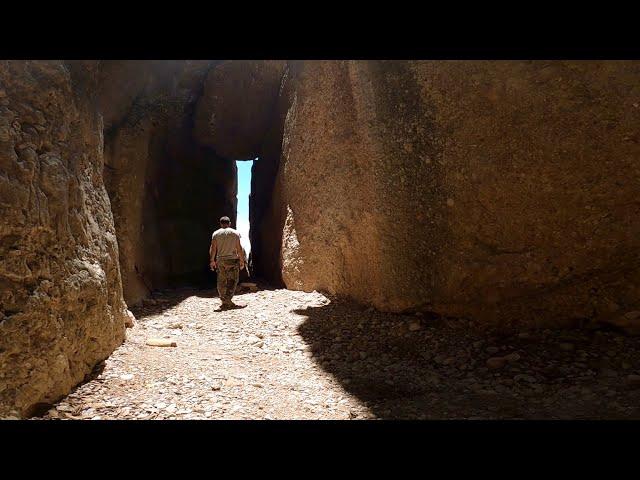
236, 159, 254, 255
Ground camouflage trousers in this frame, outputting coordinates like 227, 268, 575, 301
216, 258, 240, 304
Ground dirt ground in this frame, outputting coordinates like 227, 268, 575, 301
37, 286, 640, 420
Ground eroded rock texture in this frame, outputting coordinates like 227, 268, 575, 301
102, 61, 238, 305
266, 60, 640, 328
0, 61, 127, 417
249, 66, 292, 285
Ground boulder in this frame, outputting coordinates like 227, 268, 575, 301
0, 61, 127, 417
264, 60, 640, 327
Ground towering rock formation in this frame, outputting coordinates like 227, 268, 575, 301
261, 60, 640, 328
0, 61, 127, 417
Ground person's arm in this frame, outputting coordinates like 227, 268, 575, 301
209, 238, 217, 270
236, 236, 245, 270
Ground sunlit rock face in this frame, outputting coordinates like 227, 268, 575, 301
0, 61, 127, 417
268, 60, 640, 328
0, 60, 242, 416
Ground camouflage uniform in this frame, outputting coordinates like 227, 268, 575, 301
217, 258, 240, 305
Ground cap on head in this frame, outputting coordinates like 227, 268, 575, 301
220, 216, 231, 225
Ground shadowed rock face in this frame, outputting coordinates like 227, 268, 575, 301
409, 60, 640, 327
265, 60, 640, 328
249, 66, 292, 285
193, 60, 286, 159
190, 59, 289, 283
101, 60, 238, 305
0, 61, 127, 417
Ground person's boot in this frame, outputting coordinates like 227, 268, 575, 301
226, 300, 246, 309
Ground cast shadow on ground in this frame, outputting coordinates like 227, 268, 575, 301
293, 300, 640, 420
293, 300, 471, 419
130, 278, 273, 319
129, 289, 204, 319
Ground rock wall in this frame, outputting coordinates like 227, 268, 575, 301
262, 61, 406, 307
0, 61, 127, 417
193, 60, 286, 160
102, 61, 238, 305
249, 65, 292, 284
413, 60, 640, 328
267, 60, 640, 328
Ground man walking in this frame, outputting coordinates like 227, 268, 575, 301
209, 216, 245, 309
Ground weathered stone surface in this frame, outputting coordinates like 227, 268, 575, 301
0, 61, 127, 417
267, 61, 437, 311
249, 65, 292, 285
125, 309, 136, 328
412, 61, 640, 328
97, 60, 157, 132
98, 60, 221, 133
486, 357, 507, 370
266, 60, 640, 327
193, 60, 286, 160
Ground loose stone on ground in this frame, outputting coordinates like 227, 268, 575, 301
36, 288, 640, 420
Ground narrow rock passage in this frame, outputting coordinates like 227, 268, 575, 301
38, 287, 640, 420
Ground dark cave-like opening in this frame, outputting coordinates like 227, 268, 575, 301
101, 60, 290, 305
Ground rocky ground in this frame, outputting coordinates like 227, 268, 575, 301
36, 286, 640, 420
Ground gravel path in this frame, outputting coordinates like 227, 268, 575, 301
38, 287, 640, 420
